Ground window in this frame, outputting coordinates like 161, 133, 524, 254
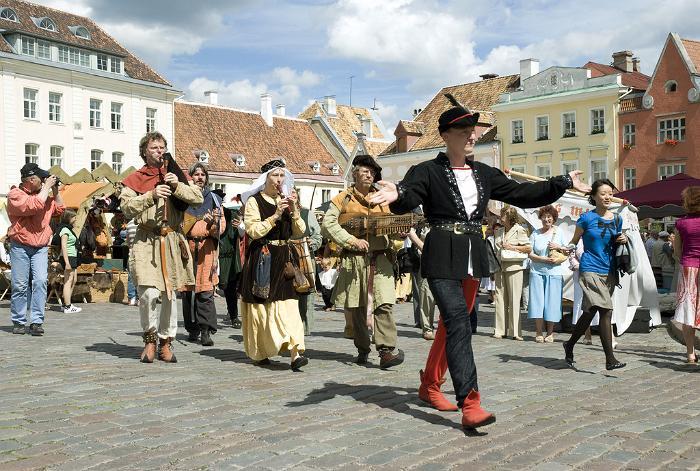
591, 160, 607, 181
510, 165, 526, 174
48, 92, 62, 122
623, 123, 636, 146
312, 162, 321, 173
591, 108, 605, 134
665, 80, 678, 93
146, 108, 157, 133
111, 102, 122, 131
97, 54, 108, 71
74, 26, 90, 40
331, 164, 340, 175
50, 146, 63, 167
20, 36, 34, 56
212, 183, 225, 192
58, 45, 69, 63
89, 99, 102, 128
322, 189, 331, 203
23, 88, 37, 119
110, 57, 121, 73
112, 152, 123, 173
24, 144, 38, 164
658, 117, 686, 143
659, 163, 686, 180
37, 39, 51, 60
0, 8, 18, 22
624, 168, 636, 190
39, 17, 56, 31
90, 150, 102, 171
562, 112, 576, 137
536, 164, 551, 179
511, 120, 523, 143
536, 116, 549, 140
561, 161, 578, 174
198, 151, 209, 164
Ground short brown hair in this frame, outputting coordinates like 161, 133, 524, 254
139, 131, 167, 161
682, 186, 700, 213
537, 205, 559, 221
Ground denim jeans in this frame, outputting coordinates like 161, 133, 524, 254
127, 270, 137, 299
427, 277, 478, 403
10, 241, 48, 325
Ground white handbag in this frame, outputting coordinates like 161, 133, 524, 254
498, 227, 527, 262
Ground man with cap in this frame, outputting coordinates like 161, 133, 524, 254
321, 154, 404, 369
651, 230, 673, 290
369, 94, 590, 430
7, 163, 65, 335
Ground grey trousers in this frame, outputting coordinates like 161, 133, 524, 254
298, 291, 315, 335
347, 303, 397, 353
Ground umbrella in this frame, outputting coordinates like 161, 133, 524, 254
616, 173, 700, 219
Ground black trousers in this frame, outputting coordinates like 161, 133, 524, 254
182, 290, 218, 334
224, 272, 241, 322
427, 278, 478, 403
320, 286, 333, 308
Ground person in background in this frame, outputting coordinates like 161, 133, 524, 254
493, 207, 530, 341
7, 163, 65, 336
480, 223, 498, 303
219, 203, 244, 328
672, 186, 700, 364
125, 218, 138, 306
527, 205, 567, 343
293, 187, 322, 335
59, 209, 81, 314
318, 258, 338, 311
651, 231, 670, 289
409, 226, 437, 340
659, 231, 676, 292
645, 231, 658, 261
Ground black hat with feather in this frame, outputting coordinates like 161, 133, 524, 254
438, 93, 480, 134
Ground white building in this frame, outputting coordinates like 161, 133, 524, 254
0, 0, 180, 194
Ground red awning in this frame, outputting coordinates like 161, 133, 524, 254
616, 173, 700, 208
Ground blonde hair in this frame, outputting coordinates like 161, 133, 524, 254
501, 207, 519, 227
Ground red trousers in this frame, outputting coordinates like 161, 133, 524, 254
421, 278, 480, 387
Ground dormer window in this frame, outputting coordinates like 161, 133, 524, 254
231, 154, 245, 166
331, 164, 339, 175
71, 26, 90, 40
665, 80, 678, 93
197, 150, 209, 164
0, 8, 18, 22
312, 161, 321, 173
37, 17, 56, 31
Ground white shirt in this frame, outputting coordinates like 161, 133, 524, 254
451, 167, 478, 218
319, 268, 338, 290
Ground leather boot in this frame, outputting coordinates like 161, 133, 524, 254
200, 329, 214, 347
418, 370, 458, 411
158, 337, 178, 363
461, 389, 495, 429
140, 330, 157, 363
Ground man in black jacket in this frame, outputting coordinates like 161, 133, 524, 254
369, 95, 590, 430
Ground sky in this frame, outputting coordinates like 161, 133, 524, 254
34, 0, 700, 136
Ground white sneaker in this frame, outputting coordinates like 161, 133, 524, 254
63, 305, 82, 313
128, 297, 138, 306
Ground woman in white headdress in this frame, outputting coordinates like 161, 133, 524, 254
238, 159, 308, 371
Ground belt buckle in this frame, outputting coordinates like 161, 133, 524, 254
453, 222, 466, 235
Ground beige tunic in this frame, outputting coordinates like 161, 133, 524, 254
120, 182, 204, 292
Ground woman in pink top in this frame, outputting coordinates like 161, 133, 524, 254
673, 186, 700, 363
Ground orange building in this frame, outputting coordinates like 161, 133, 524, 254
619, 33, 700, 189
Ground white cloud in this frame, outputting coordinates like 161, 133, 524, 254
270, 67, 322, 88
371, 101, 399, 137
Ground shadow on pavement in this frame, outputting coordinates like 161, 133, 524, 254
85, 341, 142, 359
285, 381, 481, 434
617, 347, 687, 363
497, 353, 573, 370
640, 359, 700, 372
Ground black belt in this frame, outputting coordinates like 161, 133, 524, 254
430, 221, 482, 235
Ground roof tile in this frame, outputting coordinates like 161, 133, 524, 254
583, 61, 650, 90
681, 38, 700, 71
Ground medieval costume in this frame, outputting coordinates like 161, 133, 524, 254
219, 203, 244, 328
238, 160, 308, 370
296, 206, 322, 335
321, 155, 404, 369
387, 95, 574, 428
182, 172, 225, 346
120, 153, 203, 363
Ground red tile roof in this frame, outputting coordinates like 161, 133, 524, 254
681, 38, 700, 71
174, 101, 340, 178
0, 0, 170, 86
583, 61, 650, 91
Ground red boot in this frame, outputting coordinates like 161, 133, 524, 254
419, 370, 458, 411
461, 390, 496, 429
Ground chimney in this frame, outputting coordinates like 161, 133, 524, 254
480, 73, 499, 80
276, 104, 286, 116
260, 93, 273, 126
321, 95, 337, 116
204, 90, 218, 105
612, 50, 634, 73
360, 116, 373, 138
632, 57, 641, 72
394, 121, 423, 154
519, 59, 540, 80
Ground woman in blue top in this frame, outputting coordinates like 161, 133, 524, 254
527, 205, 568, 342
560, 179, 627, 370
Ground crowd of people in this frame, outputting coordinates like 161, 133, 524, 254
5, 97, 699, 431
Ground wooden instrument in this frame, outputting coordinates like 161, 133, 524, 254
338, 212, 425, 237
289, 238, 315, 293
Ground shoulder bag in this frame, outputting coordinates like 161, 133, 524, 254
499, 227, 527, 262
547, 227, 569, 265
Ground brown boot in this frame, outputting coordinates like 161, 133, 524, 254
418, 370, 458, 411
158, 337, 178, 363
140, 330, 157, 363
461, 389, 495, 430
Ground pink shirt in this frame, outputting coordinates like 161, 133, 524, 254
7, 186, 65, 248
676, 215, 700, 267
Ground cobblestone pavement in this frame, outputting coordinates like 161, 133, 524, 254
0, 295, 699, 470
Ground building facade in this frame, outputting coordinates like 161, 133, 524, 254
0, 1, 179, 195
618, 33, 700, 189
